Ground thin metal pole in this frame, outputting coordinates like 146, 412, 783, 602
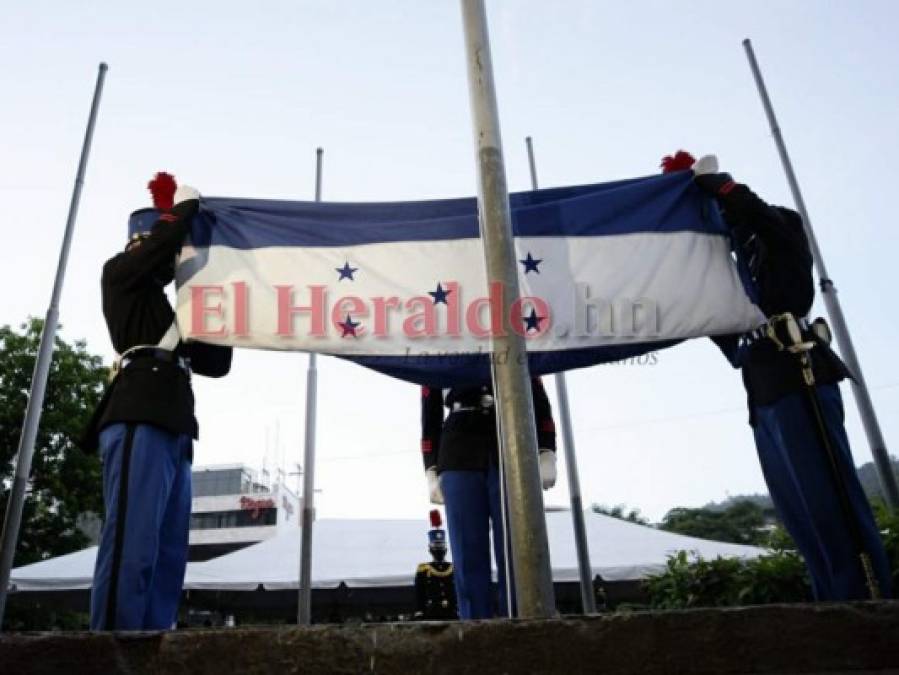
298, 147, 323, 625
460, 0, 556, 618
489, 363, 515, 617
525, 136, 539, 193
0, 63, 108, 628
743, 39, 899, 511
526, 136, 595, 613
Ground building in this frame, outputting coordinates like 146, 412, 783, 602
189, 464, 300, 562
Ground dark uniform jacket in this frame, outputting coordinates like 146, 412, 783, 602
710, 180, 849, 409
420, 378, 556, 474
80, 200, 232, 451
414, 560, 457, 620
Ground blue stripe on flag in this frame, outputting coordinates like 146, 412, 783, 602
190, 172, 725, 249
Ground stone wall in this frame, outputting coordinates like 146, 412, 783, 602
2, 602, 898, 674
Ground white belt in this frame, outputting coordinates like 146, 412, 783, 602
743, 317, 810, 345
110, 320, 183, 380
452, 394, 495, 412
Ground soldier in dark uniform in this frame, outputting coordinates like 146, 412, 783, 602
661, 151, 891, 600
81, 172, 233, 630
413, 509, 457, 620
421, 378, 557, 619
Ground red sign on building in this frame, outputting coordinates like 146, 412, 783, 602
239, 496, 275, 519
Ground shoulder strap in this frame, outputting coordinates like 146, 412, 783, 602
157, 319, 181, 351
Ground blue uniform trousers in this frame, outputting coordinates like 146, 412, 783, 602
90, 422, 193, 630
440, 466, 512, 619
752, 383, 892, 600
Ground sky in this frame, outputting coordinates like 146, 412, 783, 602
2, 1, 898, 523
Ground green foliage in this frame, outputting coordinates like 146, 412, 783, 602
644, 551, 742, 609
659, 500, 770, 546
734, 549, 811, 605
871, 498, 899, 591
590, 503, 649, 525
644, 549, 812, 610
2, 601, 89, 631
764, 523, 797, 552
0, 318, 107, 567
645, 498, 899, 609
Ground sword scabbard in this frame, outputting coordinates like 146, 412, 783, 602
860, 553, 881, 600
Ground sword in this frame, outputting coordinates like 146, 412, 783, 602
766, 313, 881, 599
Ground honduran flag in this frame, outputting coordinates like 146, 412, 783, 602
174, 171, 763, 386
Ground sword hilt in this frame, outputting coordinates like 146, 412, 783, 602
766, 313, 816, 384
766, 313, 815, 353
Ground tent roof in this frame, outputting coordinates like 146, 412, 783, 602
187, 511, 764, 590
9, 546, 99, 591
10, 511, 765, 592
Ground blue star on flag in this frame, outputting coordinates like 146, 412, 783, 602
519, 252, 542, 274
336, 261, 358, 281
523, 308, 545, 332
428, 282, 451, 305
339, 314, 361, 337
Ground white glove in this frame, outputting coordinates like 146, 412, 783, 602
426, 467, 444, 505
539, 450, 556, 490
174, 184, 200, 205
692, 154, 719, 176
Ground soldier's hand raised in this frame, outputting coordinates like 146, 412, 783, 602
174, 184, 200, 204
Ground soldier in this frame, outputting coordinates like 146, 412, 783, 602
421, 378, 557, 619
661, 151, 891, 600
413, 509, 458, 620
81, 172, 233, 630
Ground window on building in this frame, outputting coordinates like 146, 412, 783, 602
190, 508, 277, 530
192, 469, 247, 497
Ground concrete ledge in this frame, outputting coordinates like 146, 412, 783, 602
2, 602, 899, 674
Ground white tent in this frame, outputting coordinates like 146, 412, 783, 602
9, 511, 766, 592
9, 546, 98, 591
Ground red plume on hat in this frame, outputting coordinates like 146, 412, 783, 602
660, 150, 696, 174
147, 172, 178, 209
429, 509, 442, 528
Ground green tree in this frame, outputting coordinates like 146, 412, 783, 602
591, 503, 649, 525
659, 500, 768, 546
0, 318, 107, 567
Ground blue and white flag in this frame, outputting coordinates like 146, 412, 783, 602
175, 172, 763, 386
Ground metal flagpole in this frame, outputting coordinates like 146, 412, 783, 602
743, 39, 899, 511
489, 364, 515, 617
298, 147, 323, 625
460, 0, 556, 618
0, 62, 108, 628
525, 136, 596, 614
